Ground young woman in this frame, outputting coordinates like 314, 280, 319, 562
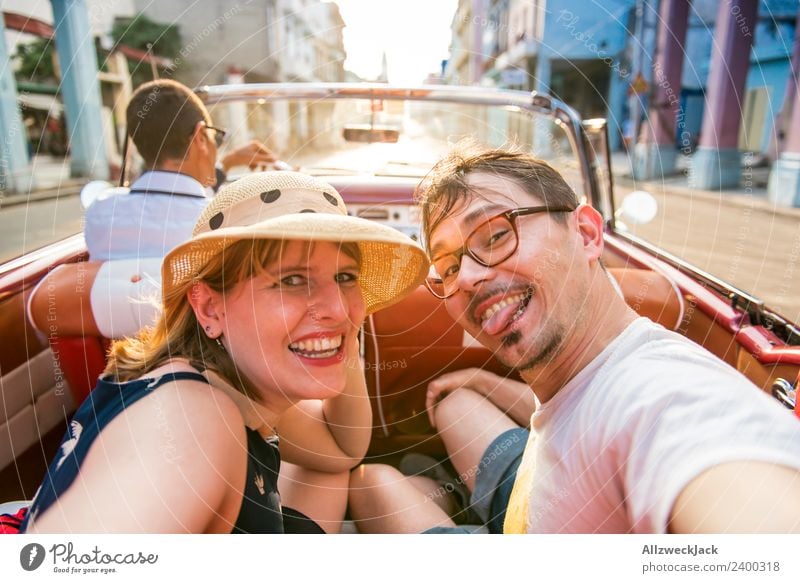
22, 172, 428, 533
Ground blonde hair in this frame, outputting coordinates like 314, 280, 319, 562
106, 239, 360, 396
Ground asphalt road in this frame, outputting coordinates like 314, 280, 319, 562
0, 194, 84, 263
616, 179, 800, 324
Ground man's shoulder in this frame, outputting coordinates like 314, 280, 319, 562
593, 318, 751, 399
85, 186, 130, 214
617, 318, 721, 367
85, 183, 206, 219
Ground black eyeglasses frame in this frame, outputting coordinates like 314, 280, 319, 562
424, 204, 577, 299
204, 124, 227, 147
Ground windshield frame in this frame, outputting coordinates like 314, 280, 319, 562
196, 82, 596, 207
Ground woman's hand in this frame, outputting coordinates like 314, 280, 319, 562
276, 336, 372, 472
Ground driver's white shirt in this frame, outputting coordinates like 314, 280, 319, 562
504, 318, 800, 533
84, 171, 211, 261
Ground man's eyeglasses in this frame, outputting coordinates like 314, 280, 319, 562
204, 124, 227, 147
425, 205, 576, 299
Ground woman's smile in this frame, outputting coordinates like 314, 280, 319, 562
219, 240, 365, 403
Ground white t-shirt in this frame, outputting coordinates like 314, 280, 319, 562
84, 171, 211, 261
504, 318, 800, 533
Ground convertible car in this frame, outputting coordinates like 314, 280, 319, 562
1, 83, 798, 514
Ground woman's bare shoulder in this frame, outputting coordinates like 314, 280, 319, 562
29, 363, 248, 533
132, 360, 246, 432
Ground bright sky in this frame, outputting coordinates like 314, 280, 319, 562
334, 0, 459, 84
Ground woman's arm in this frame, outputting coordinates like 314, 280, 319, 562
27, 379, 248, 533
277, 337, 372, 473
426, 368, 535, 428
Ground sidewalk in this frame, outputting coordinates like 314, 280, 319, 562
610, 151, 800, 220
0, 155, 85, 208
610, 150, 800, 321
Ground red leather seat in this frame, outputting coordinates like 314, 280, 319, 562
27, 263, 107, 406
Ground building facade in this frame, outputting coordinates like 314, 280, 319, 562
445, 0, 800, 186
446, 0, 487, 85
450, 0, 640, 150
135, 0, 346, 86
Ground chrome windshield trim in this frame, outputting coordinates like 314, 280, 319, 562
611, 229, 764, 312
197, 82, 555, 110
196, 83, 596, 205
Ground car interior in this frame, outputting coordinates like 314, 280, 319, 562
2, 86, 799, 524
2, 173, 798, 509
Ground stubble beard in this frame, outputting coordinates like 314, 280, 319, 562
473, 284, 568, 374
498, 323, 566, 374
501, 281, 592, 377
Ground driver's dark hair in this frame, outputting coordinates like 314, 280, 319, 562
415, 140, 579, 253
126, 79, 212, 168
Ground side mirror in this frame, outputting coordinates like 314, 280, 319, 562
615, 190, 657, 229
80, 181, 116, 209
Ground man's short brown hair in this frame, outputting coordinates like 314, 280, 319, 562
416, 141, 579, 253
125, 79, 211, 167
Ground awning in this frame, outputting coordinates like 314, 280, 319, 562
17, 92, 62, 114
4, 11, 172, 67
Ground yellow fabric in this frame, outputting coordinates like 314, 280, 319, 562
502, 431, 538, 534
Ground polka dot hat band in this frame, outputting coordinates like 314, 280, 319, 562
162, 171, 429, 315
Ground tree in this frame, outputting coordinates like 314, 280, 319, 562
14, 38, 57, 82
111, 13, 182, 84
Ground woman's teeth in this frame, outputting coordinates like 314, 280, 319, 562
479, 291, 531, 323
288, 335, 343, 358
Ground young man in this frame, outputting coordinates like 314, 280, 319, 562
349, 145, 800, 534
84, 79, 276, 261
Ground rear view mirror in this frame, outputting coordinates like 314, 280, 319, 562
343, 124, 400, 143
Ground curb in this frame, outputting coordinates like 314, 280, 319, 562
0, 182, 83, 208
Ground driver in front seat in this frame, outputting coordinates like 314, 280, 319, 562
45, 79, 278, 340
85, 78, 276, 263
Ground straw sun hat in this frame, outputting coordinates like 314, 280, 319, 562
162, 172, 429, 314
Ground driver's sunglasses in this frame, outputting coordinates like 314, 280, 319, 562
205, 124, 227, 147
425, 205, 576, 299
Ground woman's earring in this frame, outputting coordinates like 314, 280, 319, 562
215, 336, 225, 351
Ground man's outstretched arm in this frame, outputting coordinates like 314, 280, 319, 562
669, 461, 800, 533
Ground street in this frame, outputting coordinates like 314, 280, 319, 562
617, 177, 800, 324
0, 194, 84, 263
